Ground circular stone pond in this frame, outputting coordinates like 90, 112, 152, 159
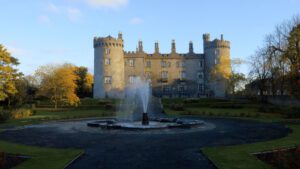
87, 117, 205, 130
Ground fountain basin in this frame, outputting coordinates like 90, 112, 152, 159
87, 118, 204, 130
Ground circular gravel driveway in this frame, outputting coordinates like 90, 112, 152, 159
0, 117, 290, 169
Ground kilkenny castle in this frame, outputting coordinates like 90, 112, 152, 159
93, 32, 231, 98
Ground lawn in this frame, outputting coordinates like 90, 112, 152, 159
202, 125, 300, 169
0, 140, 83, 169
162, 98, 287, 121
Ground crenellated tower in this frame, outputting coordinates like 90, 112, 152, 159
93, 32, 125, 98
203, 33, 231, 97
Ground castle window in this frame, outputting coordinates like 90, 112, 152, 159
161, 71, 168, 79
176, 61, 185, 68
129, 75, 136, 84
105, 58, 111, 65
104, 76, 112, 84
164, 86, 171, 92
199, 60, 203, 68
107, 49, 111, 54
145, 72, 151, 79
129, 59, 135, 67
180, 71, 186, 80
161, 61, 167, 68
178, 85, 185, 92
198, 72, 203, 79
198, 84, 204, 92
146, 60, 151, 68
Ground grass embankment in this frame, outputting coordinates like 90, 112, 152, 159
202, 125, 300, 169
0, 98, 116, 129
162, 98, 297, 121
0, 140, 83, 169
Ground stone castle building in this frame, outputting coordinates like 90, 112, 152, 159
93, 32, 231, 98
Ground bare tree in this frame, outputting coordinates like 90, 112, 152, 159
249, 47, 271, 100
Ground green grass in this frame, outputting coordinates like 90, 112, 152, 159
0, 107, 115, 129
202, 125, 300, 169
162, 98, 285, 121
0, 140, 83, 169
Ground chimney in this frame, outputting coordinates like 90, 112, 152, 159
155, 41, 159, 53
171, 39, 176, 53
189, 41, 194, 53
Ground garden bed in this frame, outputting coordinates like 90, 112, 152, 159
0, 152, 28, 169
255, 147, 300, 169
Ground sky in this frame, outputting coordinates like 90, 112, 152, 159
1, 0, 300, 75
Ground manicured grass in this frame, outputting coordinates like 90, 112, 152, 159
162, 98, 285, 121
0, 140, 83, 169
202, 125, 300, 169
0, 108, 115, 129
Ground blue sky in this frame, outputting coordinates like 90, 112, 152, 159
1, 0, 300, 75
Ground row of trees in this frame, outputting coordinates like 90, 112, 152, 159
0, 44, 93, 109
248, 16, 300, 99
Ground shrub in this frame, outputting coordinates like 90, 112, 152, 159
169, 103, 184, 111
11, 108, 33, 119
224, 112, 229, 116
284, 107, 300, 118
183, 99, 199, 104
104, 104, 115, 110
258, 106, 281, 114
209, 102, 243, 109
0, 111, 11, 123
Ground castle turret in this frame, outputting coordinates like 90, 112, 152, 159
93, 34, 125, 98
203, 34, 231, 97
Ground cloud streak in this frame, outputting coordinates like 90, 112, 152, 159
67, 7, 82, 22
129, 17, 143, 25
86, 0, 128, 9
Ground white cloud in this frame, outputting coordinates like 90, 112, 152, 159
86, 0, 128, 9
38, 15, 50, 24
67, 7, 82, 22
129, 17, 143, 25
47, 3, 59, 13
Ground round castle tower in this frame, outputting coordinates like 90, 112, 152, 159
93, 33, 125, 98
203, 34, 231, 97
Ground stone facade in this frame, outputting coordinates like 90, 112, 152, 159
93, 32, 231, 98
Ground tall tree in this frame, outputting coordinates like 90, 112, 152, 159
35, 64, 80, 109
228, 58, 247, 95
249, 47, 271, 100
286, 24, 300, 98
0, 44, 22, 105
74, 66, 93, 98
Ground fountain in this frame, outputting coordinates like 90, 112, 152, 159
87, 76, 205, 130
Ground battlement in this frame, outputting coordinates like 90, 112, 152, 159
204, 39, 230, 49
93, 34, 124, 48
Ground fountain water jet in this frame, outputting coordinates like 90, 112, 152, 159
130, 77, 151, 125
87, 76, 206, 130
